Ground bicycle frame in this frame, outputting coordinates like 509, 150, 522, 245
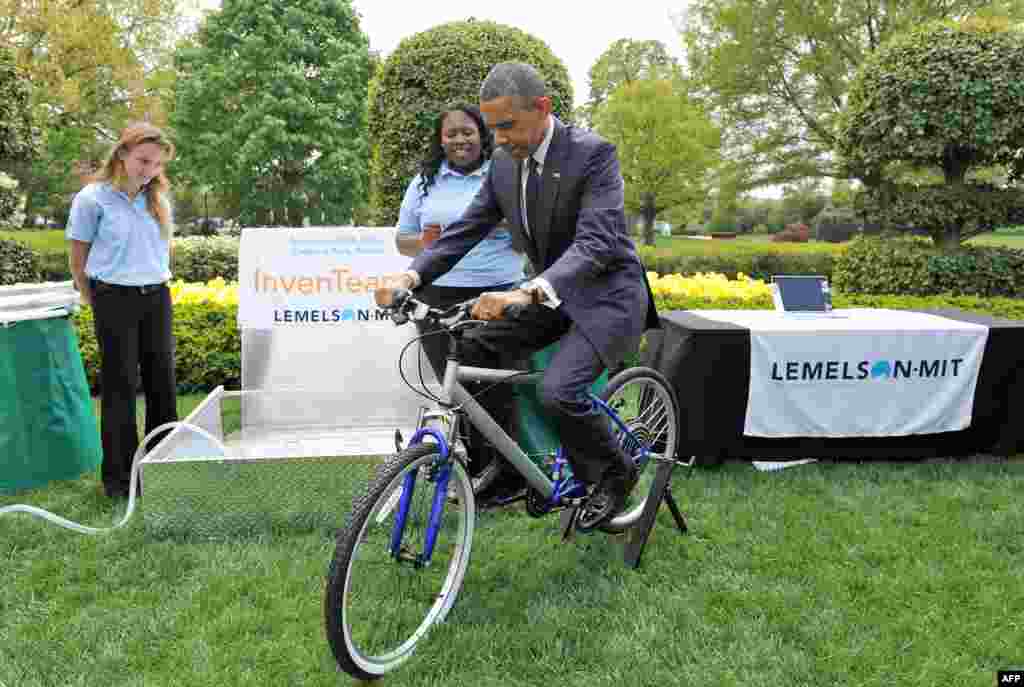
395, 356, 653, 565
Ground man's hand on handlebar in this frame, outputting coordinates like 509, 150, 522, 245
373, 273, 416, 307
472, 289, 532, 321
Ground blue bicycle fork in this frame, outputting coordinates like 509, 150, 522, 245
389, 427, 452, 567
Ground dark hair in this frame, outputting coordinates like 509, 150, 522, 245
417, 104, 493, 196
480, 62, 546, 108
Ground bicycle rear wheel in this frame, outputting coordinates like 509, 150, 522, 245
600, 366, 681, 533
324, 443, 475, 680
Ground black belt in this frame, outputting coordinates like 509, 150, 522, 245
90, 278, 167, 295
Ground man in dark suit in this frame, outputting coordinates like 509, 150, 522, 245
381, 62, 659, 529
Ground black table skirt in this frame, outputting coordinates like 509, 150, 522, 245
644, 309, 1024, 462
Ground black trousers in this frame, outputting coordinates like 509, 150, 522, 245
90, 280, 177, 494
412, 282, 517, 380
460, 304, 625, 485
413, 283, 516, 475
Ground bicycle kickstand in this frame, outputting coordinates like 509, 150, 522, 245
559, 506, 580, 542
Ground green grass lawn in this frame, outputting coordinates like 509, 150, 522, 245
649, 233, 845, 256
968, 233, 1024, 248
2, 394, 1023, 686
0, 228, 67, 253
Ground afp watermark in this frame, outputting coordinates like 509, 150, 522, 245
998, 670, 1024, 684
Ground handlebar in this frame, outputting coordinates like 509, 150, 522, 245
376, 288, 526, 327
376, 288, 474, 328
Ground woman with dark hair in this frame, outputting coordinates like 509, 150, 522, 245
396, 104, 525, 503
396, 104, 524, 372
66, 122, 178, 499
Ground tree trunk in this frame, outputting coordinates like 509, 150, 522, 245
641, 192, 657, 246
939, 150, 970, 249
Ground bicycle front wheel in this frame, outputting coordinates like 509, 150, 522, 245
600, 366, 681, 533
324, 443, 475, 680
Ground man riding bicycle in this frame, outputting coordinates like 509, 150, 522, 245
377, 61, 659, 529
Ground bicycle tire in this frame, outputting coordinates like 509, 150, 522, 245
598, 366, 682, 533
324, 443, 475, 680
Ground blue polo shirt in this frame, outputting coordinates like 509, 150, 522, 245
66, 182, 172, 286
397, 161, 524, 288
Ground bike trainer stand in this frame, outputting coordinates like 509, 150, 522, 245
559, 458, 689, 569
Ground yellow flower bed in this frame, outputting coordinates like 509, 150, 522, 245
169, 277, 239, 306
169, 273, 772, 306
647, 271, 771, 301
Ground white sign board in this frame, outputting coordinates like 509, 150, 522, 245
238, 227, 411, 328
236, 227, 434, 428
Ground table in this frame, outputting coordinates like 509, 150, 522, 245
644, 308, 1024, 464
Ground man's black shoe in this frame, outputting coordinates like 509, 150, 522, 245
576, 468, 633, 532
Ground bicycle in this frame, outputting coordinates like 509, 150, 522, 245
323, 289, 683, 680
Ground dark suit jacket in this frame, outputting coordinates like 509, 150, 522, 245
410, 117, 659, 368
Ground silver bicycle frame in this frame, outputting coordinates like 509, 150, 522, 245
436, 358, 555, 499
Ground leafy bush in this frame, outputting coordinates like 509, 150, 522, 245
0, 47, 36, 165
838, 18, 1024, 247
813, 206, 862, 243
173, 236, 239, 282
73, 301, 241, 394
706, 219, 735, 234
367, 19, 573, 225
654, 290, 1024, 320
69, 279, 1024, 395
639, 241, 839, 281
771, 222, 810, 242
37, 250, 70, 281
833, 235, 1024, 297
0, 237, 40, 285
670, 223, 691, 236
856, 183, 1024, 246
0, 172, 27, 229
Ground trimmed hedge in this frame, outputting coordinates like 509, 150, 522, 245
833, 235, 1024, 298
367, 19, 573, 225
656, 291, 1024, 320
73, 301, 241, 394
71, 289, 1024, 394
639, 244, 838, 282
173, 236, 240, 283
0, 238, 40, 285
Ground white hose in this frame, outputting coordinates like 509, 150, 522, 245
0, 421, 227, 535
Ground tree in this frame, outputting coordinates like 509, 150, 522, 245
172, 0, 372, 227
0, 47, 36, 167
681, 0, 1024, 192
1, 0, 185, 220
779, 180, 829, 225
0, 0, 182, 129
579, 39, 680, 127
0, 172, 26, 228
367, 19, 573, 225
593, 78, 720, 246
837, 17, 1024, 248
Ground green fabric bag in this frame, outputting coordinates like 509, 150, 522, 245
0, 316, 102, 493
